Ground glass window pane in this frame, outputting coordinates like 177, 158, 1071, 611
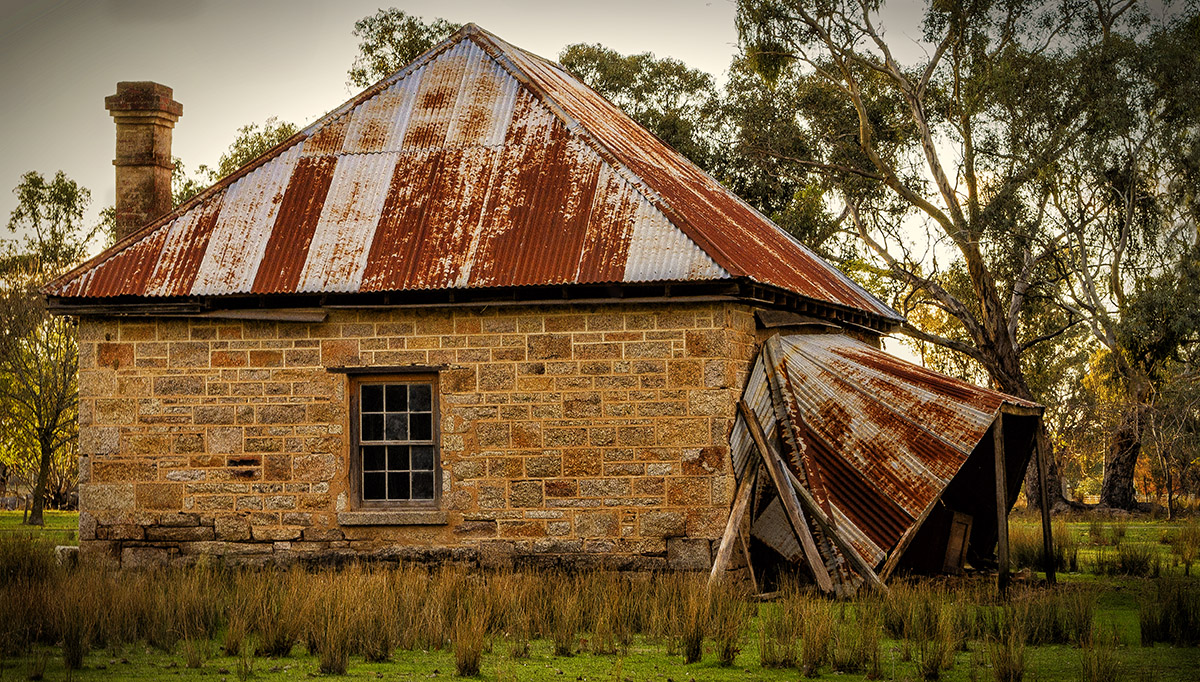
361, 385, 384, 412
385, 414, 408, 441
387, 445, 409, 471
363, 472, 386, 500
388, 472, 410, 500
411, 445, 434, 470
361, 414, 384, 441
409, 384, 432, 412
362, 446, 386, 471
411, 472, 434, 499
385, 384, 407, 412
410, 412, 432, 441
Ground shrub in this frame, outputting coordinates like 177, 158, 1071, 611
680, 579, 709, 664
1175, 521, 1200, 576
709, 582, 749, 667
57, 568, 100, 670
798, 597, 833, 677
987, 624, 1026, 682
549, 576, 579, 657
308, 571, 354, 675
0, 535, 56, 585
1080, 628, 1120, 682
1139, 578, 1200, 646
758, 599, 798, 668
452, 608, 486, 677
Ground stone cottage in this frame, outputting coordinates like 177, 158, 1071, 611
46, 25, 1051, 587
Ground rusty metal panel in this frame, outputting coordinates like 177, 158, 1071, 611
144, 197, 225, 297
730, 331, 1038, 583
296, 153, 397, 293
490, 30, 901, 321
191, 144, 304, 295
251, 155, 338, 293
47, 24, 894, 316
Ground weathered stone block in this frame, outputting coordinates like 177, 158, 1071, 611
525, 454, 560, 478
527, 334, 571, 360
640, 511, 686, 538
562, 449, 601, 477
666, 538, 712, 570
498, 520, 545, 538
293, 454, 335, 481
97, 342, 135, 370
146, 525, 215, 542
509, 480, 544, 507
575, 511, 618, 537
122, 546, 169, 568
216, 516, 252, 541
259, 404, 305, 424
92, 460, 156, 483
251, 526, 302, 542
136, 483, 183, 510
80, 483, 135, 510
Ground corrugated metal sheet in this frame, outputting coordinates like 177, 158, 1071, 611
731, 332, 1038, 578
45, 25, 899, 325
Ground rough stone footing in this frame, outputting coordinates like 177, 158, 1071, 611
84, 537, 715, 572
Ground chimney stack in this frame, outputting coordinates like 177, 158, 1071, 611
105, 82, 182, 241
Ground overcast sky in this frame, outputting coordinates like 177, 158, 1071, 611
0, 0, 748, 229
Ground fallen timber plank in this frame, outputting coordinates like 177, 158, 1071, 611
709, 457, 760, 586
737, 399, 835, 593
779, 466, 886, 592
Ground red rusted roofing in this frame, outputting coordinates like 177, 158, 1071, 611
44, 25, 901, 324
731, 333, 1039, 572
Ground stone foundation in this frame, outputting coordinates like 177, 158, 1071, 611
76, 301, 758, 568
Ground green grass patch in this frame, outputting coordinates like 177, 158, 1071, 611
0, 510, 79, 546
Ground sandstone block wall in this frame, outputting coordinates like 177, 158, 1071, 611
76, 301, 759, 569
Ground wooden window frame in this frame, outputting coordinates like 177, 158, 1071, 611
348, 373, 441, 510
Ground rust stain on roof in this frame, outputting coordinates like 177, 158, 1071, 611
45, 24, 901, 326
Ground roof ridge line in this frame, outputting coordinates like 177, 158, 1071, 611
462, 27, 737, 281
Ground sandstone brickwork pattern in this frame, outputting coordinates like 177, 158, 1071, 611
77, 302, 759, 570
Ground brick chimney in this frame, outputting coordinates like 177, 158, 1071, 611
105, 82, 182, 241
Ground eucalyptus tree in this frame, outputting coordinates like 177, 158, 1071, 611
1, 171, 94, 525
732, 0, 1183, 508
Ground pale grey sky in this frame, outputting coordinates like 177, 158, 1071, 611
0, 0, 746, 231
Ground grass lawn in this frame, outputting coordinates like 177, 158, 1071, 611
3, 605, 1198, 682
0, 509, 78, 546
0, 514, 1196, 681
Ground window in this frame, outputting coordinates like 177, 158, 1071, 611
352, 376, 439, 506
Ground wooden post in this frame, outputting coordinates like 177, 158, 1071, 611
709, 458, 759, 586
1035, 423, 1057, 584
993, 413, 1010, 593
737, 400, 834, 593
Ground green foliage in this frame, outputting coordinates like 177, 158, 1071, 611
559, 44, 724, 172
0, 171, 92, 522
172, 118, 299, 206
347, 8, 460, 89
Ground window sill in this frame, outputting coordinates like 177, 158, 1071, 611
338, 510, 447, 526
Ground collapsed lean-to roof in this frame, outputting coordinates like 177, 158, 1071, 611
730, 334, 1040, 594
44, 24, 900, 327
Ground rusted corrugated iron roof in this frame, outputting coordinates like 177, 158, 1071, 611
44, 25, 902, 324
731, 332, 1039, 578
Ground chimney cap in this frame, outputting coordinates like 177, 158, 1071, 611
105, 81, 182, 117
